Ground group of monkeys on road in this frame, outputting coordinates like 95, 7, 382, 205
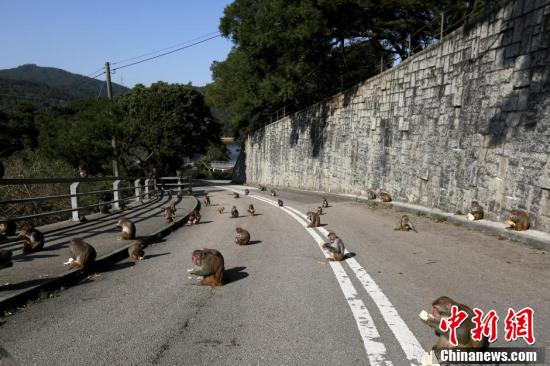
187, 188, 347, 286
0, 215, 143, 272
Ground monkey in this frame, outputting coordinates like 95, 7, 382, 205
234, 227, 250, 245
271, 189, 277, 197
259, 184, 267, 191
217, 207, 225, 214
394, 215, 417, 232
504, 209, 530, 231
78, 162, 88, 178
65, 238, 96, 269
421, 296, 488, 351
176, 168, 183, 178
322, 197, 329, 208
322, 232, 345, 261
233, 192, 240, 199
177, 190, 183, 199
0, 220, 17, 237
188, 209, 201, 225
247, 204, 255, 216
116, 217, 136, 240
204, 195, 211, 206
244, 188, 250, 195
367, 189, 377, 200
79, 215, 88, 223
18, 226, 45, 253
164, 201, 177, 223
278, 199, 284, 207
0, 250, 13, 270
467, 201, 484, 221
231, 206, 239, 218
379, 191, 392, 202
307, 211, 321, 227
317, 206, 323, 215
189, 249, 224, 286
128, 241, 145, 261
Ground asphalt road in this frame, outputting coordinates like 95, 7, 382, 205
0, 182, 548, 365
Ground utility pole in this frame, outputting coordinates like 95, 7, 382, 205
105, 62, 119, 177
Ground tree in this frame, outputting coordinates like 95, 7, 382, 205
206, 0, 475, 136
117, 82, 222, 175
36, 99, 120, 175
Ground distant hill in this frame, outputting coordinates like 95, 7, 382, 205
0, 64, 128, 111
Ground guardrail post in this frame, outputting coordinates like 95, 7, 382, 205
144, 179, 150, 200
134, 179, 141, 203
70, 182, 80, 221
188, 177, 192, 194
112, 180, 121, 211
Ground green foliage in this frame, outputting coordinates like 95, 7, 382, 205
117, 82, 222, 175
36, 98, 121, 175
206, 0, 476, 136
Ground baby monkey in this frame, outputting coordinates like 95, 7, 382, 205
217, 207, 225, 214
317, 206, 323, 215
18, 226, 45, 253
394, 215, 417, 232
116, 217, 136, 240
322, 232, 345, 261
234, 227, 250, 245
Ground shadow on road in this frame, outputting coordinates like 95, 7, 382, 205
144, 253, 171, 260
224, 266, 248, 284
248, 240, 262, 245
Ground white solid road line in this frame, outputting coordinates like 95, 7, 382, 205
211, 185, 426, 365
283, 206, 425, 365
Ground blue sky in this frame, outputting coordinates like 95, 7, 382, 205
0, 0, 234, 87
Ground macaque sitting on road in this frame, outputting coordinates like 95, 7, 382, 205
278, 199, 283, 207
394, 215, 417, 232
188, 210, 201, 225
128, 241, 145, 261
367, 189, 377, 200
322, 232, 345, 261
231, 206, 239, 218
204, 195, 211, 206
65, 238, 96, 269
217, 207, 225, 214
467, 201, 484, 221
247, 204, 255, 216
244, 189, 250, 195
233, 192, 240, 199
234, 227, 250, 245
18, 226, 45, 253
307, 211, 321, 228
504, 210, 530, 231
116, 217, 136, 240
271, 189, 277, 197
419, 296, 488, 351
189, 249, 224, 286
259, 185, 267, 191
322, 197, 328, 208
317, 206, 323, 215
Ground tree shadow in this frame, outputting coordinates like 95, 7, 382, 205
0, 278, 48, 291
224, 266, 248, 284
13, 253, 60, 262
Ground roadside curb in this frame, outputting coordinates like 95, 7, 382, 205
246, 183, 550, 252
0, 196, 200, 312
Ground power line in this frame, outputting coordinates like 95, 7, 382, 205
111, 34, 222, 72
111, 31, 221, 66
